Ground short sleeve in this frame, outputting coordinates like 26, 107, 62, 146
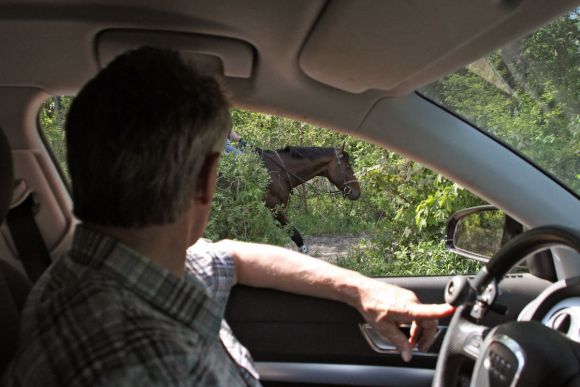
185, 239, 236, 306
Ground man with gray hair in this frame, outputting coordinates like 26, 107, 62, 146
5, 47, 454, 386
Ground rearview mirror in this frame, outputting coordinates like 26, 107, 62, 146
445, 205, 523, 263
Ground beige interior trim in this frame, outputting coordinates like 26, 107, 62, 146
97, 29, 255, 78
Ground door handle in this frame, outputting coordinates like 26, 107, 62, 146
359, 323, 445, 357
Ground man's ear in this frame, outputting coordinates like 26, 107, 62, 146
195, 152, 221, 205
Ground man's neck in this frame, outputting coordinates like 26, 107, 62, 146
89, 219, 195, 278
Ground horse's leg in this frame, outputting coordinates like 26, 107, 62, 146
274, 210, 308, 254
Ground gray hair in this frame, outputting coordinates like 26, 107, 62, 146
66, 47, 231, 227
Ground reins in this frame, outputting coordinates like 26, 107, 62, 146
273, 151, 296, 189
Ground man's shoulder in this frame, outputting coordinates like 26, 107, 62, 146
185, 239, 237, 303
21, 255, 198, 337
186, 238, 235, 271
23, 257, 127, 320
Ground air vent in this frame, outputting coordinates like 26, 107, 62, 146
542, 297, 580, 343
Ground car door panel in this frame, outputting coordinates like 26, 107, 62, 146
225, 274, 551, 386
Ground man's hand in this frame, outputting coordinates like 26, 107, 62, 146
354, 279, 455, 362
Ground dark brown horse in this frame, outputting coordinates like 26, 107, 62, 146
259, 144, 361, 254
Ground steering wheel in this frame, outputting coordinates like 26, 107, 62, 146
432, 226, 580, 387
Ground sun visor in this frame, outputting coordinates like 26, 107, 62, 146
299, 0, 575, 94
97, 30, 254, 78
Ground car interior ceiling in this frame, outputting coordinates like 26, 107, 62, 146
0, 0, 580, 383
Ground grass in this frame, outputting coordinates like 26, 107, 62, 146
285, 189, 377, 235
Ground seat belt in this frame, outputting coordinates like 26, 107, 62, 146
5, 195, 52, 282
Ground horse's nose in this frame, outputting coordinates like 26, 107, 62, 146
348, 188, 361, 200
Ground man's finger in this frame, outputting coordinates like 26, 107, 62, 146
416, 319, 438, 352
408, 321, 421, 348
405, 303, 456, 319
382, 324, 413, 362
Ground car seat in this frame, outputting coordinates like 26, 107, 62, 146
0, 127, 32, 373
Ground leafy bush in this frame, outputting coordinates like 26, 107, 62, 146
39, 96, 73, 180
332, 151, 484, 276
232, 108, 486, 275
339, 236, 481, 277
421, 11, 580, 193
204, 151, 289, 244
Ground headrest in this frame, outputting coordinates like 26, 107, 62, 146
0, 128, 14, 221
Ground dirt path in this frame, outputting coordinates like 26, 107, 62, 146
288, 233, 366, 263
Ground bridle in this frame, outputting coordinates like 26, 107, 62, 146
333, 148, 358, 197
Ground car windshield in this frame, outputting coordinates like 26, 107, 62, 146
420, 9, 580, 196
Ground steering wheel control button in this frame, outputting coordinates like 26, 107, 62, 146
464, 333, 483, 358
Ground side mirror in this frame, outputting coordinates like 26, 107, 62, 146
445, 205, 523, 263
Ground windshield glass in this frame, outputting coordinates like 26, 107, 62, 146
420, 9, 580, 196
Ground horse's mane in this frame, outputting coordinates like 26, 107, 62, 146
275, 146, 350, 162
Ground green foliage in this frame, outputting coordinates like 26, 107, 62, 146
204, 151, 289, 245
357, 154, 483, 234
39, 96, 72, 180
338, 238, 481, 277
287, 193, 373, 235
421, 11, 580, 193
232, 110, 349, 149
232, 109, 484, 276
339, 158, 484, 276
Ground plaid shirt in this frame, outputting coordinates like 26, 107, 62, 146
3, 226, 261, 387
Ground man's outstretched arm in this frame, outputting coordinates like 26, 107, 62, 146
215, 239, 455, 362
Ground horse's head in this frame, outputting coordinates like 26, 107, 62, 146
327, 143, 361, 200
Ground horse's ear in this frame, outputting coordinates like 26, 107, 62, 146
338, 142, 345, 154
